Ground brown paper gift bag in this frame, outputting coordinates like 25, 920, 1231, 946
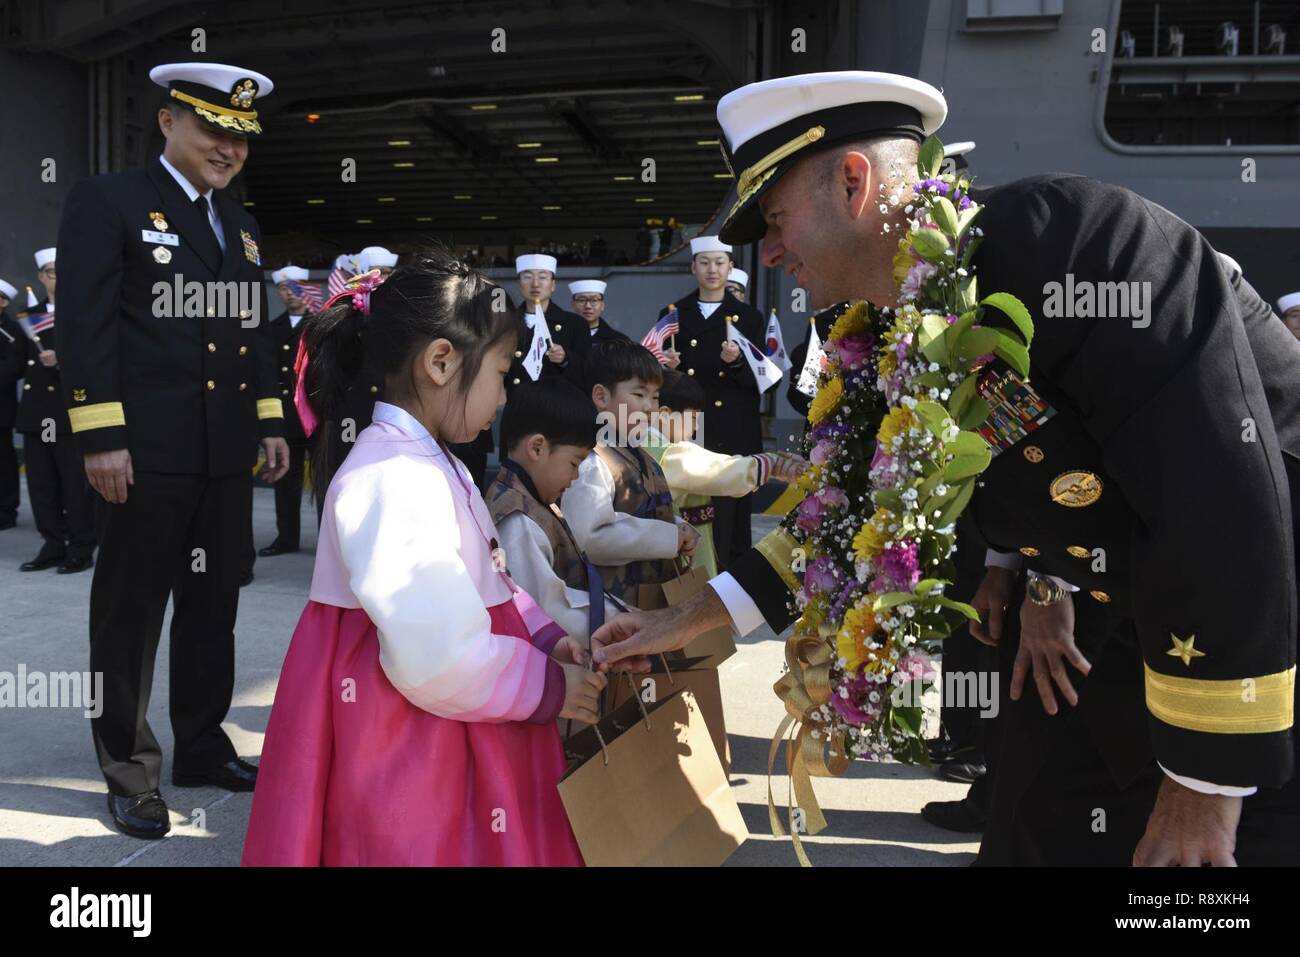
559, 683, 748, 866
660, 564, 738, 667
609, 655, 731, 776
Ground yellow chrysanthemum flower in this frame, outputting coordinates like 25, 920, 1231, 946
807, 375, 843, 426
892, 242, 915, 290
852, 508, 892, 561
877, 407, 914, 447
828, 301, 869, 343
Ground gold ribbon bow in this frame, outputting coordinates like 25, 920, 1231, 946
767, 630, 851, 866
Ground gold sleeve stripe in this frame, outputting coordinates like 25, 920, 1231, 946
257, 398, 284, 420
68, 402, 125, 433
755, 526, 801, 594
1144, 663, 1295, 735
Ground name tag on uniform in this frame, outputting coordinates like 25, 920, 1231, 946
142, 229, 179, 246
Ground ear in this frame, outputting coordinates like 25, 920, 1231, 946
839, 150, 874, 222
158, 107, 174, 138
420, 338, 459, 386
524, 433, 548, 462
591, 383, 609, 410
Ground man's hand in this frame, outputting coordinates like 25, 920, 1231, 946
969, 566, 1014, 647
1010, 589, 1091, 715
720, 340, 741, 365
545, 343, 566, 365
38, 349, 57, 368
260, 437, 291, 483
1133, 777, 1241, 866
85, 449, 133, 504
592, 585, 733, 671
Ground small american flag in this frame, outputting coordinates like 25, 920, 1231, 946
327, 255, 354, 297
19, 311, 54, 339
288, 279, 323, 313
641, 308, 680, 363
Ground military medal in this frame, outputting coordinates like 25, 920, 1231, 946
241, 229, 260, 265
975, 368, 1056, 458
1050, 470, 1103, 508
153, 246, 172, 264
150, 211, 169, 231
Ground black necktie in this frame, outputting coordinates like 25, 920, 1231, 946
194, 195, 223, 252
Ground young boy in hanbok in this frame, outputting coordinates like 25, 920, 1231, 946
561, 340, 698, 609
242, 253, 605, 867
645, 370, 807, 577
486, 379, 624, 649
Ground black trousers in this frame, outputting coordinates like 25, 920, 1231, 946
711, 492, 753, 572
0, 426, 18, 521
22, 431, 95, 560
270, 440, 308, 549
90, 471, 247, 795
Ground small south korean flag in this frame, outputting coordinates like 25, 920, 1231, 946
795, 318, 825, 398
522, 305, 551, 381
726, 319, 783, 394
765, 308, 792, 372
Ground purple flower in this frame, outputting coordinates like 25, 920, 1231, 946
875, 540, 921, 592
817, 486, 849, 511
810, 438, 837, 466
834, 333, 874, 371
805, 556, 840, 595
900, 262, 936, 301
897, 653, 937, 684
831, 673, 880, 725
795, 495, 825, 533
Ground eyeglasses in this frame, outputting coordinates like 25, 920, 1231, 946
40, 268, 56, 278
572, 296, 603, 305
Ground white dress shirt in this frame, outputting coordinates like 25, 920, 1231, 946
159, 153, 225, 252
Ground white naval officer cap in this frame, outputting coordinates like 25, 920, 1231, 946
34, 248, 56, 269
516, 254, 558, 275
568, 280, 606, 296
1279, 292, 1300, 314
943, 140, 976, 171
149, 62, 274, 135
355, 246, 398, 272
727, 268, 749, 288
0, 279, 17, 300
273, 266, 310, 285
716, 71, 947, 245
689, 236, 731, 256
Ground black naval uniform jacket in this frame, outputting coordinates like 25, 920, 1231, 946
506, 301, 590, 393
55, 158, 284, 476
0, 310, 26, 429
588, 317, 630, 345
656, 290, 765, 456
730, 174, 1298, 790
13, 301, 71, 437
268, 312, 311, 443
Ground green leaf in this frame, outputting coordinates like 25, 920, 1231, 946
873, 488, 903, 510
916, 469, 946, 502
946, 372, 977, 419
891, 705, 923, 738
913, 400, 950, 437
957, 274, 978, 313
980, 292, 1034, 345
918, 136, 944, 178
958, 395, 991, 431
931, 196, 960, 236
992, 329, 1031, 377
953, 326, 1000, 364
872, 591, 917, 612
934, 595, 980, 621
933, 478, 975, 527
910, 226, 950, 264
913, 577, 951, 596
942, 450, 991, 482
949, 429, 990, 457
943, 310, 977, 356
913, 370, 947, 389
960, 236, 983, 271
955, 204, 981, 238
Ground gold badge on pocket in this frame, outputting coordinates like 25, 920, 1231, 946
150, 211, 168, 231
1050, 470, 1103, 508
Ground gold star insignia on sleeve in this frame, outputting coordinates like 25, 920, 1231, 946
1167, 633, 1206, 667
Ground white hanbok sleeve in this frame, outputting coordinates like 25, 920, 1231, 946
560, 451, 679, 566
659, 441, 760, 498
332, 457, 564, 724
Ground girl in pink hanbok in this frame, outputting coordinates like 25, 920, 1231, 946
242, 254, 604, 866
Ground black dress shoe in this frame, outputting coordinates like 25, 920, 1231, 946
107, 789, 171, 840
921, 798, 987, 834
173, 757, 258, 792
20, 552, 65, 572
927, 736, 975, 765
57, 555, 95, 575
942, 757, 988, 785
239, 569, 255, 587
258, 541, 299, 557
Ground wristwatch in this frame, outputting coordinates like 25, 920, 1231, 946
1025, 571, 1067, 607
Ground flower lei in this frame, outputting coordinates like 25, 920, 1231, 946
772, 136, 1034, 858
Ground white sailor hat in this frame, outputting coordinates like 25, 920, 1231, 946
690, 236, 732, 257
1279, 292, 1300, 314
34, 248, 56, 269
334, 253, 357, 272
727, 268, 749, 288
516, 254, 558, 275
568, 280, 606, 296
150, 62, 273, 136
273, 265, 310, 285
716, 71, 947, 244
355, 246, 398, 272
943, 140, 975, 171
0, 280, 17, 300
